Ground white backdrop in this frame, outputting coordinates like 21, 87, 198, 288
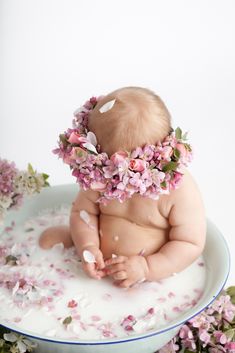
1, 0, 234, 285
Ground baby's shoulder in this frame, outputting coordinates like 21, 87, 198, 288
170, 168, 202, 201
75, 188, 101, 204
158, 168, 203, 217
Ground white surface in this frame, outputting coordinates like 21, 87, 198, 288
0, 0, 234, 286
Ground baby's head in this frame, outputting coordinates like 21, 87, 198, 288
88, 87, 172, 156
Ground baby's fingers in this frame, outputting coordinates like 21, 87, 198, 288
114, 279, 133, 288
112, 271, 127, 280
105, 263, 125, 275
105, 255, 127, 267
95, 252, 105, 270
83, 263, 100, 279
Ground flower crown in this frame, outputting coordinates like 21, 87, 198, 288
53, 96, 193, 205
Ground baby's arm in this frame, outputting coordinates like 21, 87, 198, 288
145, 176, 206, 281
105, 171, 206, 287
70, 189, 105, 279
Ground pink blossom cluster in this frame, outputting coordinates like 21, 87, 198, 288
53, 97, 193, 204
158, 289, 235, 353
0, 159, 23, 220
0, 159, 49, 223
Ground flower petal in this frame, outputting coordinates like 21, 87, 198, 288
99, 99, 116, 113
3, 332, 18, 342
83, 250, 96, 263
80, 210, 90, 225
83, 142, 98, 154
87, 131, 97, 146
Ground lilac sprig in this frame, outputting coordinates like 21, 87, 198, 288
157, 286, 235, 353
0, 159, 49, 223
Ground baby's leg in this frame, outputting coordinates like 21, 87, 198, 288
39, 225, 73, 249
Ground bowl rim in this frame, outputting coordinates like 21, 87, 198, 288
0, 185, 231, 345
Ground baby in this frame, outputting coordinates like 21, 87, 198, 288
39, 86, 206, 288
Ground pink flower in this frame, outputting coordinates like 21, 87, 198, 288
175, 143, 187, 157
110, 151, 129, 166
214, 331, 227, 345
142, 145, 155, 160
179, 325, 194, 339
170, 171, 183, 189
158, 338, 179, 353
129, 159, 146, 172
103, 165, 118, 178
70, 147, 88, 162
68, 131, 87, 145
225, 342, 235, 352
199, 330, 211, 345
131, 146, 143, 159
68, 299, 78, 308
160, 146, 173, 160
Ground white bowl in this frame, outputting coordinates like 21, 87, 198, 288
0, 184, 230, 353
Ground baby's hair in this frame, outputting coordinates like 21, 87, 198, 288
88, 86, 172, 156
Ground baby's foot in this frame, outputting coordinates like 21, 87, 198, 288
39, 225, 73, 249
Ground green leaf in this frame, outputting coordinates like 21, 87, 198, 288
227, 286, 235, 297
182, 132, 188, 140
173, 148, 181, 160
42, 173, 49, 180
231, 296, 235, 305
184, 349, 196, 353
149, 163, 156, 170
160, 181, 167, 188
25, 228, 34, 232
184, 143, 192, 152
225, 328, 235, 341
175, 127, 182, 139
59, 134, 68, 145
5, 255, 18, 265
27, 163, 35, 175
162, 161, 178, 172
62, 316, 72, 325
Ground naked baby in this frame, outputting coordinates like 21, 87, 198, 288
39, 86, 206, 288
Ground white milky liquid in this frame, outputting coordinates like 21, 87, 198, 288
0, 207, 206, 340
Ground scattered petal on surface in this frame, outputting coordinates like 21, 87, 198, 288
138, 248, 145, 256
0, 206, 206, 340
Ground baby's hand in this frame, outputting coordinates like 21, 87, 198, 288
105, 255, 149, 288
81, 245, 106, 280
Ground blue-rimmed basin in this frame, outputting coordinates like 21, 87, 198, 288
0, 184, 230, 353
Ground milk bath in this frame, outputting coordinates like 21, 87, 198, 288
0, 207, 206, 339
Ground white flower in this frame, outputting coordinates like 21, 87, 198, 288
3, 332, 18, 342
